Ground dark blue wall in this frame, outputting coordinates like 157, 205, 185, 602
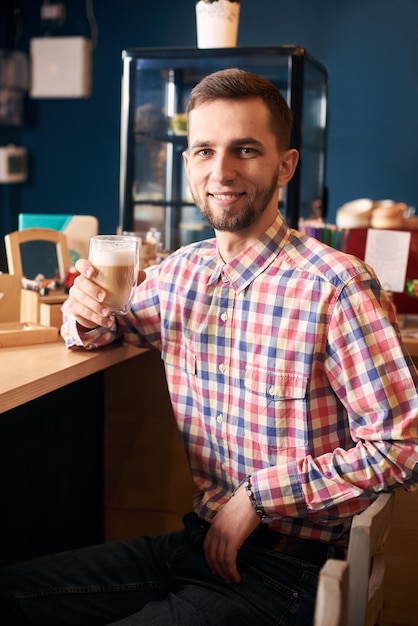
1, 0, 418, 270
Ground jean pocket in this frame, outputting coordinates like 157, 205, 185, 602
235, 544, 319, 624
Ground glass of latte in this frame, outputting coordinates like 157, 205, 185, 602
88, 235, 140, 316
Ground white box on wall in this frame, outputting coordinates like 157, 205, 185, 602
30, 37, 92, 98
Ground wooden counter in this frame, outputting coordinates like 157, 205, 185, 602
0, 339, 194, 567
104, 348, 196, 540
0, 339, 144, 414
0, 338, 144, 414
0, 339, 147, 566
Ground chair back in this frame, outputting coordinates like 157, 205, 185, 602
5, 227, 70, 282
314, 558, 349, 626
346, 492, 394, 626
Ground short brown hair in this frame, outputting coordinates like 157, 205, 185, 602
186, 68, 293, 151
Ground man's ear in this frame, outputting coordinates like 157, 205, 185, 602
278, 149, 299, 186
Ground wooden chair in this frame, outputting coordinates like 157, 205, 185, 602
346, 492, 394, 626
314, 558, 349, 626
4, 227, 70, 281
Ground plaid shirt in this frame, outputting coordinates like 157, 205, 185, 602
62, 216, 418, 545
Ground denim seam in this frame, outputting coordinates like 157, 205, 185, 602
9, 581, 163, 600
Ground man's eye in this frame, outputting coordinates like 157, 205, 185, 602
241, 147, 256, 155
197, 149, 212, 157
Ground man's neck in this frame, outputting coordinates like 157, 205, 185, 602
215, 211, 282, 263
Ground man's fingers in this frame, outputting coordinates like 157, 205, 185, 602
203, 529, 241, 584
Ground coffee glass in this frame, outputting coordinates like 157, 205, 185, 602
88, 235, 140, 316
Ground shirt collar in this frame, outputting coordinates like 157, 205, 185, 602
208, 215, 291, 292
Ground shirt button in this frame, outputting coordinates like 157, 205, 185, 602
217, 414, 224, 424
269, 387, 275, 396
220, 312, 228, 322
219, 363, 226, 373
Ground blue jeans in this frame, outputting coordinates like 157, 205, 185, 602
0, 513, 320, 625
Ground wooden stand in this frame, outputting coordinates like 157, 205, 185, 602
20, 288, 67, 328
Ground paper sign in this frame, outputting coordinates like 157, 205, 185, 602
364, 229, 411, 293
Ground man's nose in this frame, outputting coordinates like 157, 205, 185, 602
210, 153, 236, 183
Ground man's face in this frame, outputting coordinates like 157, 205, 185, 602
183, 97, 290, 233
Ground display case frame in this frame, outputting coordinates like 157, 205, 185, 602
119, 46, 328, 251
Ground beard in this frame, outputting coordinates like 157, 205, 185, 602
190, 171, 280, 233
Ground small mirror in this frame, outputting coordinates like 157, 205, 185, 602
20, 240, 61, 280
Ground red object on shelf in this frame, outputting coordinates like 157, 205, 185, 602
63, 267, 80, 293
344, 228, 418, 315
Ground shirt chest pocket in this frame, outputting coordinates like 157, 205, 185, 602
244, 367, 309, 400
163, 340, 196, 375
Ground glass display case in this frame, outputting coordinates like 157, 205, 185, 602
119, 46, 328, 251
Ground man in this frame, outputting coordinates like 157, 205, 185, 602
1, 68, 417, 625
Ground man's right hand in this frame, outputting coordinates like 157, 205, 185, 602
67, 258, 145, 330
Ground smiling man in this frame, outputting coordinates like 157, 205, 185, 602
184, 74, 298, 256
1, 69, 417, 626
